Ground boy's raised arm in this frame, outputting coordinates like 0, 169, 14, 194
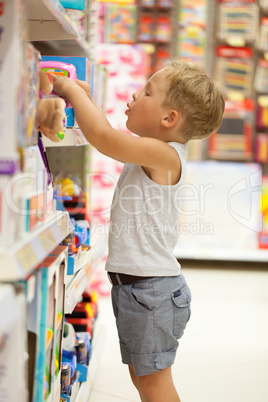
52, 75, 181, 182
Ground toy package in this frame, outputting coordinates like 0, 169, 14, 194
41, 56, 93, 127
155, 13, 172, 43
0, 0, 28, 174
23, 44, 40, 147
260, 0, 268, 12
138, 11, 155, 42
217, 0, 258, 45
40, 61, 77, 107
40, 60, 77, 128
178, 0, 208, 64
0, 285, 28, 400
256, 95, 268, 130
38, 64, 67, 142
214, 46, 254, 100
105, 4, 137, 44
256, 134, 268, 163
259, 176, 268, 248
257, 18, 268, 53
209, 99, 254, 160
254, 59, 268, 93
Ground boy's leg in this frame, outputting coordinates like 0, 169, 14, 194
129, 365, 181, 402
128, 365, 146, 402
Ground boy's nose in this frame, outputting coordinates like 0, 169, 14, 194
132, 92, 137, 101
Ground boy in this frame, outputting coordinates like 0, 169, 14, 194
52, 58, 225, 401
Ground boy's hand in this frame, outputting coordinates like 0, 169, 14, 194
51, 75, 93, 103
51, 74, 75, 97
75, 79, 93, 100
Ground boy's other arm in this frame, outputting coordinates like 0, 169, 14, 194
53, 77, 181, 183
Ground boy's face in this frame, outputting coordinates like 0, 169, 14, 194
125, 69, 168, 137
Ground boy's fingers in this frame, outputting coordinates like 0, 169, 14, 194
50, 73, 57, 81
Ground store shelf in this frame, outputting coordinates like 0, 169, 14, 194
74, 319, 105, 402
0, 285, 19, 332
208, 152, 253, 161
28, 0, 91, 56
68, 245, 92, 276
32, 39, 92, 57
65, 234, 108, 314
174, 246, 268, 262
28, 0, 78, 38
0, 211, 72, 281
41, 129, 89, 148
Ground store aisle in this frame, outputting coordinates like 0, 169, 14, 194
88, 266, 268, 402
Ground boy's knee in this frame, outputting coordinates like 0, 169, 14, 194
137, 367, 180, 401
138, 373, 158, 398
139, 375, 181, 402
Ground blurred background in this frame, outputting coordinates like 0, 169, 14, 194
1, 1, 268, 401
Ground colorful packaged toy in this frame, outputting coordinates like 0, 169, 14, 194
209, 99, 254, 160
214, 46, 254, 100
217, 0, 258, 44
155, 13, 172, 43
138, 12, 155, 42
41, 56, 94, 127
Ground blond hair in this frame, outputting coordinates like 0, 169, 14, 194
163, 58, 225, 142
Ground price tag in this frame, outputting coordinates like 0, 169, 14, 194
17, 244, 38, 271
58, 214, 69, 237
228, 91, 244, 102
39, 229, 55, 252
227, 37, 245, 47
258, 96, 268, 107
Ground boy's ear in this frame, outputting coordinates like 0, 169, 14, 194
161, 110, 179, 127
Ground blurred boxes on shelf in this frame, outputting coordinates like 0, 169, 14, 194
0, 284, 28, 401
0, 142, 53, 248
259, 176, 268, 249
33, 246, 67, 402
0, 0, 29, 174
209, 99, 254, 161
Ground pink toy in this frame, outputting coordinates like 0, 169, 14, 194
40, 61, 77, 107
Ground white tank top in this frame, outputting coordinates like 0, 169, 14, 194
105, 141, 188, 277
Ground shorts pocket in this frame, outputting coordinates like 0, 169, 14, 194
129, 281, 155, 314
171, 285, 191, 339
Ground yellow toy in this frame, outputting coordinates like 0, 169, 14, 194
258, 179, 268, 249
261, 190, 268, 228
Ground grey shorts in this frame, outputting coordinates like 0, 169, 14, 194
111, 274, 191, 376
